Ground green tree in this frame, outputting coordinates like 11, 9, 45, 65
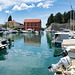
8, 15, 12, 21
54, 12, 62, 23
2, 24, 8, 28
45, 10, 75, 28
46, 14, 54, 28
63, 12, 67, 23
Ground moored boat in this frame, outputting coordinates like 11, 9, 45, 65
52, 32, 69, 46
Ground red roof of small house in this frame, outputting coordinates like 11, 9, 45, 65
24, 19, 41, 22
6, 20, 23, 25
8, 20, 15, 22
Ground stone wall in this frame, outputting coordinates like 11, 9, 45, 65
46, 23, 70, 31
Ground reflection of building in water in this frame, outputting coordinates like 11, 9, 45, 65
24, 34, 41, 47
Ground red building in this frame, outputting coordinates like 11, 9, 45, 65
24, 19, 41, 31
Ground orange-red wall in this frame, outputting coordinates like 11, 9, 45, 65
24, 22, 41, 31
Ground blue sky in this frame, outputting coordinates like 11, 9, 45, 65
0, 0, 75, 28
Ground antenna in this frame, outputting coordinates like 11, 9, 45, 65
70, 3, 74, 31
69, 2, 72, 30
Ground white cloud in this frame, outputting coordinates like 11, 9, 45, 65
37, 2, 43, 7
0, 0, 15, 11
37, 0, 55, 8
0, 7, 2, 11
5, 10, 10, 13
5, 10, 12, 13
12, 5, 21, 11
21, 0, 42, 3
21, 3, 35, 9
12, 3, 35, 11
0, 0, 55, 11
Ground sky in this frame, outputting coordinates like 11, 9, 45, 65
0, 0, 75, 28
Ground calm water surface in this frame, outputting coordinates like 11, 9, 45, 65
0, 32, 62, 75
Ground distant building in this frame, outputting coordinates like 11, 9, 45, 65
24, 19, 41, 31
5, 20, 24, 29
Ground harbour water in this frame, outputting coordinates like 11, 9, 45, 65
0, 32, 63, 75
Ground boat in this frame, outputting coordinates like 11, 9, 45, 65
52, 32, 69, 46
48, 55, 75, 75
0, 38, 8, 50
35, 30, 44, 35
55, 60, 75, 75
22, 29, 33, 34
3, 31, 9, 35
60, 28, 74, 37
35, 31, 39, 35
0, 31, 3, 35
0, 28, 8, 35
62, 39, 75, 58
12, 30, 18, 34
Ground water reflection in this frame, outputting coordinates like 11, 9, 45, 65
46, 32, 55, 49
24, 34, 41, 47
8, 43, 14, 49
2, 33, 23, 41
0, 49, 8, 60
54, 48, 63, 55
46, 32, 62, 55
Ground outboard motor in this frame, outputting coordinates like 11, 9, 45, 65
48, 56, 71, 72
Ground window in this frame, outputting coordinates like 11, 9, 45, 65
25, 23, 27, 26
12, 23, 13, 25
36, 24, 39, 25
29, 23, 31, 25
33, 24, 35, 25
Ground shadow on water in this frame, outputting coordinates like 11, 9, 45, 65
0, 49, 8, 61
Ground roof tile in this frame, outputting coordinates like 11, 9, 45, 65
24, 19, 41, 22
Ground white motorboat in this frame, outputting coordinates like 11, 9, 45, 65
52, 32, 69, 46
48, 55, 75, 75
60, 29, 74, 37
61, 39, 75, 58
0, 38, 8, 50
22, 29, 33, 34
12, 30, 18, 34
35, 31, 39, 35
3, 31, 9, 35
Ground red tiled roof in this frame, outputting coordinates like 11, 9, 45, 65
8, 21, 15, 22
6, 20, 23, 25
24, 19, 41, 22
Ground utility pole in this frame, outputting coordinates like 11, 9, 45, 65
70, 10, 72, 30
70, 3, 72, 30
7, 13, 8, 29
